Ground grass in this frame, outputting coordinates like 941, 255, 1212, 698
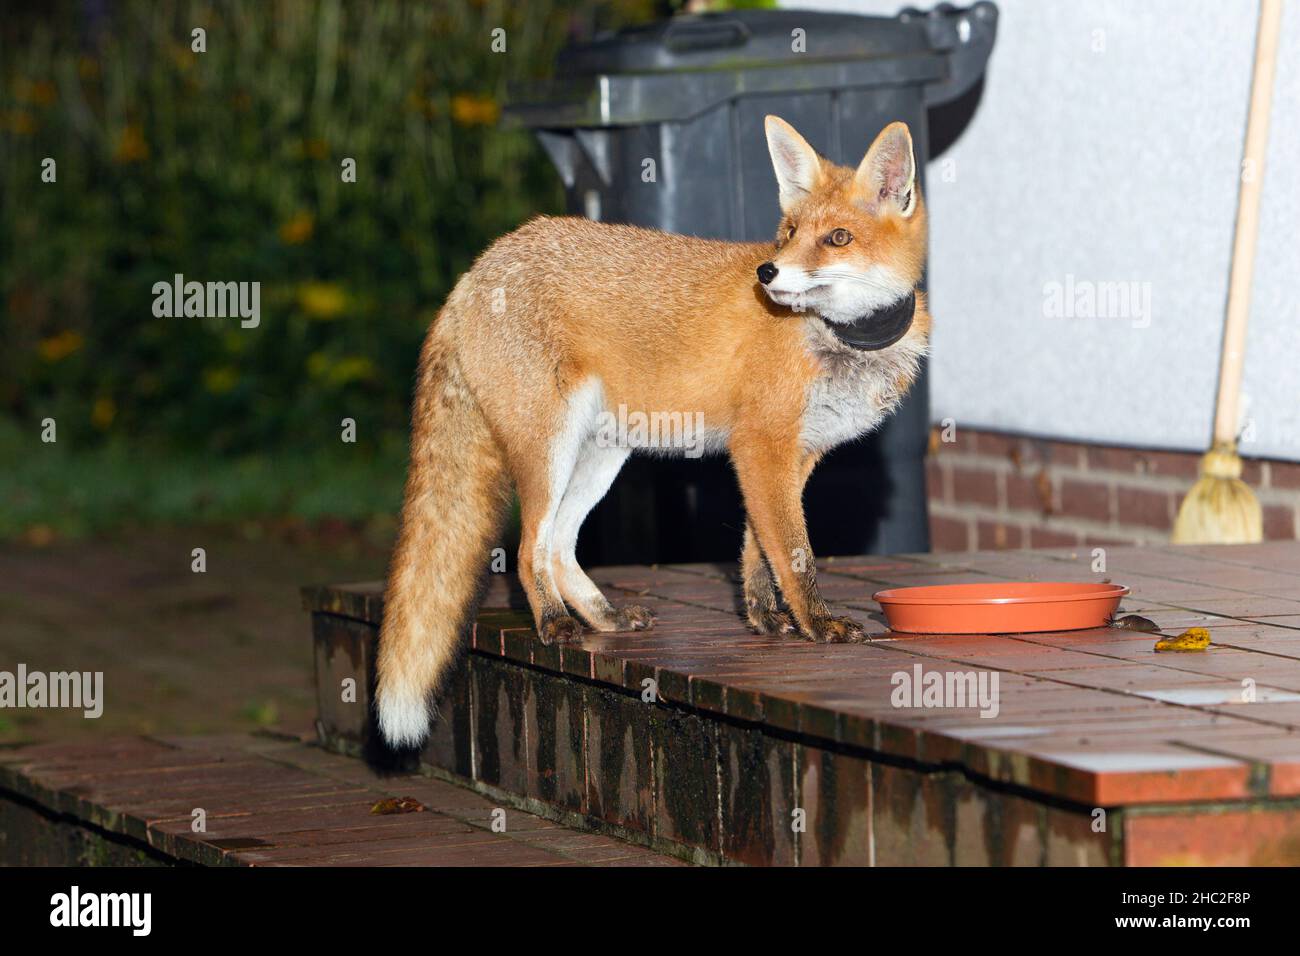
0, 420, 408, 540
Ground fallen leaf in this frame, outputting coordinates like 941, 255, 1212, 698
1112, 614, 1161, 633
370, 796, 426, 815
1154, 627, 1210, 652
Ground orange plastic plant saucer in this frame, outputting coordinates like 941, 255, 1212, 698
872, 581, 1130, 635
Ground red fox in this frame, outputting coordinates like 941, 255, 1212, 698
377, 116, 931, 746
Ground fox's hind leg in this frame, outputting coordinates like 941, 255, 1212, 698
516, 461, 583, 645
512, 377, 618, 647
550, 440, 654, 632
513, 386, 602, 645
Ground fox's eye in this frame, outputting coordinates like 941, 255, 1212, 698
786, 225, 796, 240
828, 228, 853, 247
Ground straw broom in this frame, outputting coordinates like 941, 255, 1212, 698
1172, 0, 1282, 545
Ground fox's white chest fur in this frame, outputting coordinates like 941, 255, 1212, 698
799, 318, 927, 453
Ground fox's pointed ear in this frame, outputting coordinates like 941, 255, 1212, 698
765, 115, 822, 214
856, 122, 917, 218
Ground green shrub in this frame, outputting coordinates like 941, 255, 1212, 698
1, 0, 659, 458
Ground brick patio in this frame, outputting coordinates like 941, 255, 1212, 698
8, 542, 1299, 866
0, 732, 681, 866
307, 540, 1300, 865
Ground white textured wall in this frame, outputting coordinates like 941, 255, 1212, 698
780, 0, 1299, 461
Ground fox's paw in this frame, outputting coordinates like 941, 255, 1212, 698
538, 614, 585, 645
803, 615, 866, 644
747, 605, 798, 637
614, 604, 656, 632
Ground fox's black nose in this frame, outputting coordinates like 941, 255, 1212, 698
757, 262, 778, 285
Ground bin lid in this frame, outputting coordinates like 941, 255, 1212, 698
507, 4, 998, 127
557, 10, 932, 76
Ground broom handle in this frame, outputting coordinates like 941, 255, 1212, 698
1214, 0, 1283, 446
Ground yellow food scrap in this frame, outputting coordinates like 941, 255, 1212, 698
1154, 627, 1211, 652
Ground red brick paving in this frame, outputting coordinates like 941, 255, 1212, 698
446, 541, 1300, 808
0, 733, 683, 866
293, 542, 1300, 818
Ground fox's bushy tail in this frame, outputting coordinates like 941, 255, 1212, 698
376, 323, 510, 748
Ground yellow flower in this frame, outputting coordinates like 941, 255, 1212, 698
37, 330, 84, 361
450, 93, 500, 127
170, 42, 193, 72
306, 352, 374, 385
406, 91, 438, 119
113, 124, 149, 163
298, 281, 348, 320
327, 356, 375, 385
3, 110, 35, 135
306, 352, 331, 378
279, 211, 315, 245
91, 396, 116, 429
303, 138, 329, 160
203, 367, 238, 394
23, 524, 55, 547
16, 80, 56, 106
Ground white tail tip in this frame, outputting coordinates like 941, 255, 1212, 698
376, 684, 430, 748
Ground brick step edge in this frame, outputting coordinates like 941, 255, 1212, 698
312, 613, 1124, 866
322, 732, 725, 867
0, 733, 684, 867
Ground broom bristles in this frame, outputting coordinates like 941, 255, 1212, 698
1171, 442, 1263, 544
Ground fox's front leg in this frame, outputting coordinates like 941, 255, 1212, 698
741, 451, 820, 635
743, 528, 790, 639
741, 523, 796, 635
732, 437, 864, 643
